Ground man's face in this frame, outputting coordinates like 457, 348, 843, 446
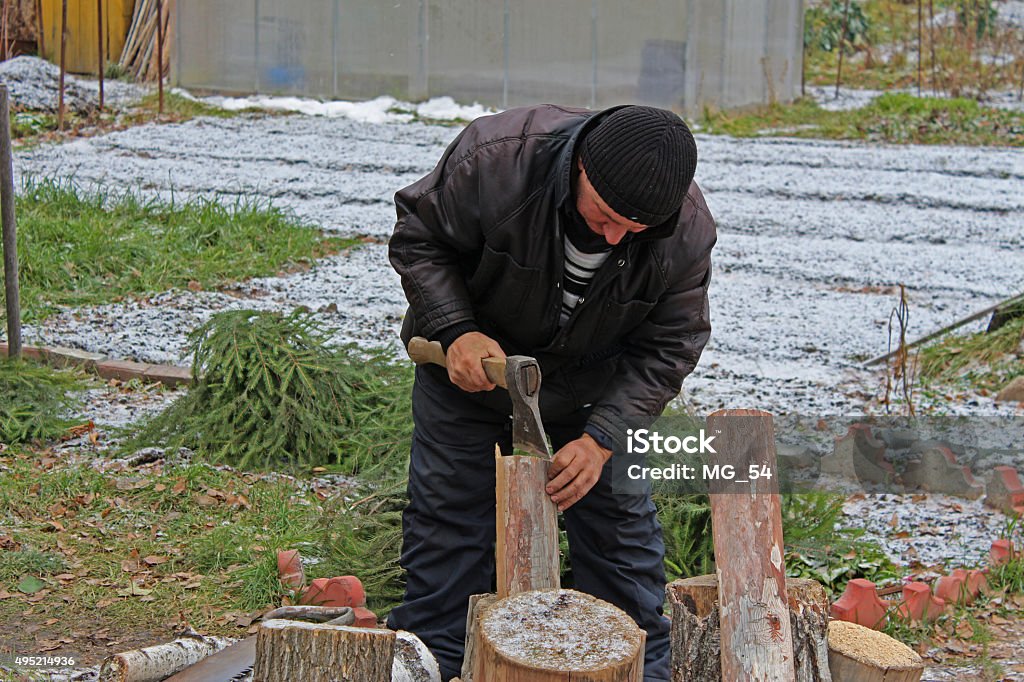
575, 160, 648, 246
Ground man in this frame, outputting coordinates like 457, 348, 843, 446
387, 104, 716, 682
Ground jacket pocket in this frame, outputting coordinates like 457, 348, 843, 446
594, 297, 658, 341
467, 243, 542, 319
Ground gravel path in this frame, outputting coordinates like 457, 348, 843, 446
14, 112, 1024, 416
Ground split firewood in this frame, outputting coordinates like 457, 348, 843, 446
252, 620, 394, 682
97, 632, 234, 682
827, 621, 923, 682
460, 593, 498, 682
393, 630, 442, 682
472, 588, 645, 681
495, 449, 560, 598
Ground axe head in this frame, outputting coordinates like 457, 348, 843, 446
504, 355, 552, 459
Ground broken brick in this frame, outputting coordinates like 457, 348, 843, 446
352, 606, 378, 628
984, 466, 1024, 516
299, 575, 366, 609
933, 574, 966, 605
901, 447, 984, 500
820, 424, 895, 486
950, 568, 988, 601
277, 550, 304, 589
990, 539, 1015, 567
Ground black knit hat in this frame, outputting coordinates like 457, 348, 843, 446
579, 106, 697, 226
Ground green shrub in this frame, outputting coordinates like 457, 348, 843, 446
805, 0, 871, 53
129, 308, 414, 472
0, 359, 86, 444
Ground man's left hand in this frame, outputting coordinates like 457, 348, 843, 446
545, 434, 612, 512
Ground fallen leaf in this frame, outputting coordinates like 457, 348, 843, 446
195, 495, 219, 507
17, 576, 46, 594
143, 555, 168, 566
116, 582, 152, 598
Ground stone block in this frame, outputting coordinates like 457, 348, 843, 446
45, 345, 106, 370
820, 424, 895, 485
143, 364, 193, 387
96, 359, 153, 382
901, 446, 984, 499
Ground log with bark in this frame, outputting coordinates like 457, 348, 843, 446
667, 574, 832, 682
252, 619, 395, 682
471, 588, 645, 681
460, 592, 499, 682
97, 631, 233, 682
495, 450, 560, 598
827, 621, 923, 682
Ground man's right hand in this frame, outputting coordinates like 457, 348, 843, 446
446, 332, 506, 392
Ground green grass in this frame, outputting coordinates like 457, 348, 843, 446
4, 179, 352, 322
699, 92, 1024, 146
803, 0, 1024, 95
126, 92, 247, 122
917, 315, 1023, 392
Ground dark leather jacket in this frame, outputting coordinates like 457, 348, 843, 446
389, 104, 716, 443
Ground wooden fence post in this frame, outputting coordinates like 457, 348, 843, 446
0, 84, 20, 359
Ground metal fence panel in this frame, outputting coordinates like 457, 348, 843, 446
174, 0, 803, 112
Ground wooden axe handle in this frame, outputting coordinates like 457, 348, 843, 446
407, 336, 508, 389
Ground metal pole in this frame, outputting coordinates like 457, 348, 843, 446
58, 0, 67, 130
97, 0, 104, 111
916, 0, 922, 97
834, 0, 850, 98
0, 86, 21, 360
254, 0, 260, 92
590, 0, 597, 109
502, 0, 509, 109
156, 0, 164, 113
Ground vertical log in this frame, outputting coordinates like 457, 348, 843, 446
34, 0, 44, 57
252, 620, 394, 682
460, 593, 498, 682
495, 449, 560, 598
0, 85, 20, 359
706, 409, 796, 682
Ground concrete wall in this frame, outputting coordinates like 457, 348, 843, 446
173, 0, 804, 113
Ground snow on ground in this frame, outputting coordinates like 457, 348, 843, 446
0, 56, 147, 113
13, 111, 1024, 417
201, 92, 495, 124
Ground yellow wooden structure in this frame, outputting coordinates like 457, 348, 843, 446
39, 0, 135, 75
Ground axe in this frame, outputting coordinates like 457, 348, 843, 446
406, 337, 553, 459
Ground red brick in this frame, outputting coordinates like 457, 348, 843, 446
299, 575, 366, 608
897, 582, 945, 622
985, 466, 1024, 515
277, 550, 304, 589
142, 364, 193, 387
96, 359, 153, 382
934, 575, 966, 605
352, 606, 378, 628
830, 578, 888, 630
990, 539, 1015, 567
950, 568, 988, 600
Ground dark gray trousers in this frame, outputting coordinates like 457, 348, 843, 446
386, 367, 670, 682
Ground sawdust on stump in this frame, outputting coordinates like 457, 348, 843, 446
828, 620, 922, 668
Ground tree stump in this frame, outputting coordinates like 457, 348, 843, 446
668, 574, 832, 682
496, 450, 560, 598
461, 593, 499, 682
472, 589, 645, 681
827, 621, 923, 682
252, 620, 394, 682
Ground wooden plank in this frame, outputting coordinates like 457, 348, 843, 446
706, 409, 796, 682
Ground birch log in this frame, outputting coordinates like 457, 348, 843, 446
706, 409, 796, 681
472, 589, 644, 681
98, 634, 233, 682
495, 449, 560, 598
252, 620, 394, 682
667, 574, 832, 682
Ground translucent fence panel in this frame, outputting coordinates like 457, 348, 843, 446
174, 0, 802, 112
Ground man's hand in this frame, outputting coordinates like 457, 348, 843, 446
446, 332, 506, 392
546, 434, 612, 511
